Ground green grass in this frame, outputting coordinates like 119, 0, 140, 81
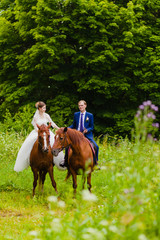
1, 131, 160, 239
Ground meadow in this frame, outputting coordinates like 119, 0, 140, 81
1, 129, 160, 240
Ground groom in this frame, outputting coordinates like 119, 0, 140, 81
60, 100, 99, 167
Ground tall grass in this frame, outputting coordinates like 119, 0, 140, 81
0, 128, 160, 239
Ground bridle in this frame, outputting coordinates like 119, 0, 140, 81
57, 132, 70, 152
38, 131, 50, 150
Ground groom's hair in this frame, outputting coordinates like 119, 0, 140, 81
78, 100, 87, 106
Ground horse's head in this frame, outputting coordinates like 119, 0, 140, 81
37, 123, 51, 153
51, 127, 69, 156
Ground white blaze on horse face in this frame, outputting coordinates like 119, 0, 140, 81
55, 134, 59, 141
43, 132, 47, 149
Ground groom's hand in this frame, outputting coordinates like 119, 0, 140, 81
83, 129, 88, 134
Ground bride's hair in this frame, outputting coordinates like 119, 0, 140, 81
35, 101, 46, 109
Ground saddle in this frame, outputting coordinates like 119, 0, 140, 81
85, 139, 97, 165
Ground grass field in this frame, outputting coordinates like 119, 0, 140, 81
1, 131, 160, 240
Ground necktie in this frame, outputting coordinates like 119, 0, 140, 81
80, 113, 84, 132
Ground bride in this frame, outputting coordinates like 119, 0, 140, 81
14, 101, 66, 172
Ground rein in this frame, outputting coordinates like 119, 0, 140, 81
59, 132, 70, 151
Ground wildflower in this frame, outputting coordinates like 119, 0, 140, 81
143, 101, 147, 106
108, 225, 118, 233
143, 100, 152, 106
147, 112, 152, 118
45, 228, 52, 234
152, 123, 159, 128
130, 187, 135, 192
124, 189, 130, 194
146, 100, 152, 105
134, 100, 159, 142
58, 200, 65, 208
47, 196, 57, 202
29, 230, 39, 237
151, 104, 158, 111
138, 234, 148, 240
123, 187, 135, 194
116, 173, 123, 177
125, 167, 131, 171
82, 228, 105, 239
154, 106, 158, 111
50, 218, 62, 232
48, 210, 55, 215
135, 110, 141, 118
151, 114, 156, 119
100, 166, 107, 170
99, 220, 109, 226
82, 190, 98, 202
139, 105, 144, 110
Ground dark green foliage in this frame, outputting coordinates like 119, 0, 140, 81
0, 0, 160, 137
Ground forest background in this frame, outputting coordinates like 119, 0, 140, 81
0, 0, 160, 138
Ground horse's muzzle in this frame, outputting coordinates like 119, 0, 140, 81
51, 148, 59, 156
43, 148, 49, 153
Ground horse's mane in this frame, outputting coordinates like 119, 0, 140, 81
66, 128, 88, 146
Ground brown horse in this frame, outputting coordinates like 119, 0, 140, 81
51, 127, 95, 194
30, 123, 57, 196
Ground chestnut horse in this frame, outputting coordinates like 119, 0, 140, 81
51, 127, 95, 194
30, 123, 57, 196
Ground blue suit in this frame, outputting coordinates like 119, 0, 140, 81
69, 111, 99, 162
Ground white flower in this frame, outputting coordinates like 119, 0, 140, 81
86, 117, 89, 122
100, 166, 107, 170
82, 190, 98, 202
45, 228, 52, 234
29, 230, 39, 237
51, 218, 62, 232
48, 210, 55, 215
109, 225, 118, 233
125, 167, 131, 171
82, 228, 105, 239
47, 196, 58, 202
138, 234, 148, 240
116, 173, 123, 177
99, 220, 109, 226
58, 200, 65, 208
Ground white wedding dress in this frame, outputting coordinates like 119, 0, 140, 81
14, 110, 66, 172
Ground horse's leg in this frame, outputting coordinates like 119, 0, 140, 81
32, 168, 38, 196
87, 172, 92, 192
38, 170, 43, 192
65, 170, 71, 181
48, 166, 58, 194
70, 168, 77, 196
82, 173, 86, 190
41, 170, 47, 193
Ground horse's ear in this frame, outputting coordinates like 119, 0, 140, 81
48, 122, 52, 129
64, 127, 68, 132
36, 124, 40, 129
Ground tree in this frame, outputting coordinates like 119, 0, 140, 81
0, 0, 160, 137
